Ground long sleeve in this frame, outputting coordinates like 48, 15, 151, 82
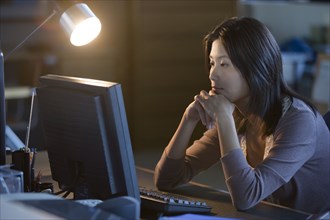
154, 98, 330, 214
221, 99, 330, 213
154, 127, 221, 190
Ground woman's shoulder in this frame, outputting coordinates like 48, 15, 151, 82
283, 97, 316, 118
277, 97, 318, 130
291, 97, 315, 112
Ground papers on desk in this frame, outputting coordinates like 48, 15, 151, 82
0, 193, 63, 220
160, 214, 240, 220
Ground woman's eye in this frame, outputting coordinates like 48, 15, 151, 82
209, 61, 215, 67
220, 62, 228, 67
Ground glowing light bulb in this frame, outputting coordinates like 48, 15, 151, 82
70, 17, 101, 46
60, 3, 102, 47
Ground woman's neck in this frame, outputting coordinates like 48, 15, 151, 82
234, 97, 250, 118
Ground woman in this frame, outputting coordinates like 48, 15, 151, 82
154, 17, 330, 214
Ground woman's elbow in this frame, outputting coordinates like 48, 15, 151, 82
154, 175, 177, 191
232, 199, 257, 211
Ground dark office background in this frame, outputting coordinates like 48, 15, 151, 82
1, 0, 329, 154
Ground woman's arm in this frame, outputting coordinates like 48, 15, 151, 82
154, 126, 221, 190
221, 108, 317, 210
195, 90, 240, 156
154, 98, 219, 190
165, 111, 199, 160
196, 91, 319, 210
154, 114, 197, 190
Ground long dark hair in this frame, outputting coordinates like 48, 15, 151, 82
204, 17, 315, 136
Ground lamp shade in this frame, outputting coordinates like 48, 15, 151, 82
60, 3, 101, 46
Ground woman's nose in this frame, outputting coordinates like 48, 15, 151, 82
209, 68, 217, 81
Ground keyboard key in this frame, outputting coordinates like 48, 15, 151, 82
139, 187, 212, 214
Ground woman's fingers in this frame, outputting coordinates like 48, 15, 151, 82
195, 89, 236, 127
195, 93, 214, 128
194, 96, 207, 125
199, 90, 210, 99
209, 90, 216, 96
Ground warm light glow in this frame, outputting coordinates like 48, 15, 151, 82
59, 3, 102, 47
70, 17, 101, 46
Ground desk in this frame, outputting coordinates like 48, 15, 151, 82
4, 151, 312, 219
136, 167, 311, 220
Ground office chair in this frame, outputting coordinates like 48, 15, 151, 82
323, 110, 330, 131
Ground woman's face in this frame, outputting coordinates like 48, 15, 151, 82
209, 39, 250, 105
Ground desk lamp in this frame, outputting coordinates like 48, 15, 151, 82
0, 3, 102, 165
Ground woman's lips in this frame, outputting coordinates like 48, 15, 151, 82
212, 87, 223, 94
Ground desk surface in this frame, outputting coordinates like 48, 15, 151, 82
136, 167, 311, 220
5, 151, 312, 219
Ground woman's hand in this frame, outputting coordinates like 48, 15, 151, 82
195, 90, 235, 123
184, 96, 213, 129
196, 90, 240, 156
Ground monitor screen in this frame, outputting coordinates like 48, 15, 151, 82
36, 74, 140, 201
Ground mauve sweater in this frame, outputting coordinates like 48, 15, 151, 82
154, 98, 330, 214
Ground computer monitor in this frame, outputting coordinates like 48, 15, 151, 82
36, 74, 140, 201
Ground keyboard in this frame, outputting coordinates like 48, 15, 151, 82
75, 187, 212, 215
139, 187, 212, 214
75, 199, 103, 207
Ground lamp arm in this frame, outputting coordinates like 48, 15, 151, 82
4, 9, 59, 61
1, 6, 59, 165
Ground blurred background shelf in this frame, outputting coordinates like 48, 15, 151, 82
1, 0, 329, 154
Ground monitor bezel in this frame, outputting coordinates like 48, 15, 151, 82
36, 74, 140, 201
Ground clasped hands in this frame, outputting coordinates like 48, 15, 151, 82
186, 90, 234, 129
